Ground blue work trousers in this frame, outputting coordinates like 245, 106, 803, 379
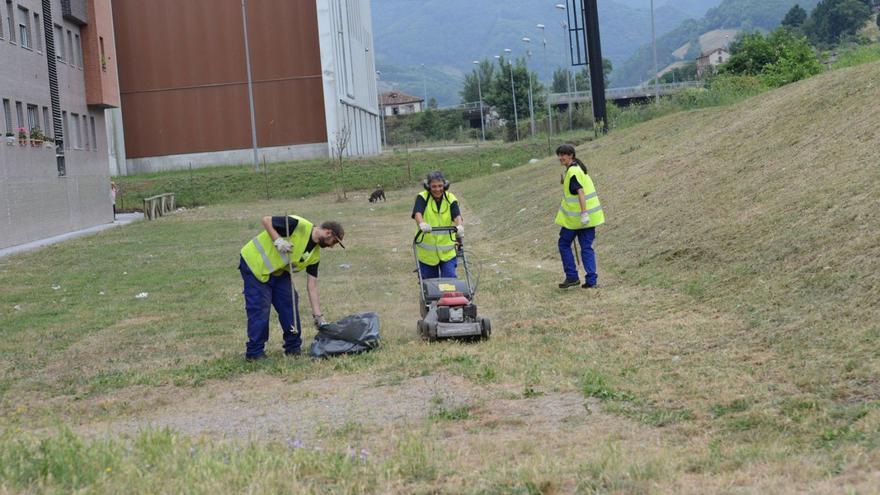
418, 258, 457, 279
558, 227, 597, 286
239, 257, 302, 358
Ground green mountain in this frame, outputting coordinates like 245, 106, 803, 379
371, 0, 711, 105
615, 0, 822, 86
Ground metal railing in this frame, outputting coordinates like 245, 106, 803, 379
548, 81, 704, 105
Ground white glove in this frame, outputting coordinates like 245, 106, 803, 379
313, 314, 327, 328
273, 237, 292, 254
455, 224, 464, 236
419, 222, 431, 233
580, 212, 590, 225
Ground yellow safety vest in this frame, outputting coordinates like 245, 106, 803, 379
240, 215, 321, 283
555, 165, 604, 229
415, 190, 458, 265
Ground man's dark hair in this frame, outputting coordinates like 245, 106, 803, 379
321, 221, 344, 241
555, 144, 577, 157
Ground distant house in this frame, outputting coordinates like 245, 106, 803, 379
697, 48, 731, 78
380, 91, 424, 116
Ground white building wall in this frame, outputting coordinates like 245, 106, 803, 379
316, 0, 381, 158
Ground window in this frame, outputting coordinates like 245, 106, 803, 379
66, 29, 72, 66
54, 24, 63, 61
17, 5, 30, 49
42, 107, 50, 135
0, 3, 4, 39
6, 1, 15, 43
61, 111, 68, 148
99, 36, 106, 70
26, 104, 38, 133
33, 12, 41, 52
73, 112, 81, 149
82, 115, 88, 150
74, 33, 82, 68
89, 116, 96, 151
15, 101, 24, 131
2, 99, 12, 135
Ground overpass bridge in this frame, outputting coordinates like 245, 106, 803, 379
549, 81, 704, 106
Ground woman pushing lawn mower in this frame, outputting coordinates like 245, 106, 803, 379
411, 170, 464, 279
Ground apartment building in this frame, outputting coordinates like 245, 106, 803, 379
0, 0, 119, 249
111, 0, 382, 174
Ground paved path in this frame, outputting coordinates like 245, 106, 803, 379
0, 213, 143, 258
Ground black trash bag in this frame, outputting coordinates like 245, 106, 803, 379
309, 312, 380, 358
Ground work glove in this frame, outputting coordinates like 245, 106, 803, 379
580, 212, 590, 225
313, 314, 327, 329
273, 237, 292, 254
419, 222, 432, 233
455, 224, 464, 236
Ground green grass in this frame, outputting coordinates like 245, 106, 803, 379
2, 61, 880, 493
832, 43, 880, 69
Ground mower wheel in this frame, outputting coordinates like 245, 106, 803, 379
479, 316, 492, 340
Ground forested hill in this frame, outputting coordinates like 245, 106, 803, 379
615, 0, 822, 86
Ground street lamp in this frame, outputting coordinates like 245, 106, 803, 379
241, 0, 259, 170
376, 71, 386, 148
521, 37, 536, 138
555, 4, 574, 131
537, 23, 552, 136
472, 61, 486, 141
502, 49, 520, 141
650, 0, 660, 104
420, 63, 428, 107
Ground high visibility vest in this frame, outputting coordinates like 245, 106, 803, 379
415, 190, 458, 265
555, 165, 605, 229
240, 215, 321, 283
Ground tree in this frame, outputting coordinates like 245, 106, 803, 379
806, 0, 872, 45
721, 28, 821, 87
427, 97, 438, 109
659, 62, 698, 83
459, 59, 494, 104
551, 67, 572, 93
484, 57, 544, 136
782, 4, 808, 28
573, 59, 613, 90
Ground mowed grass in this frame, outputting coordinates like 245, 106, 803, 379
2, 62, 880, 493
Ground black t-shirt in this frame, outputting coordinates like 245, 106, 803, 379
411, 193, 461, 220
271, 216, 319, 277
569, 175, 583, 196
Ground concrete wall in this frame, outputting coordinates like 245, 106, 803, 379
125, 142, 327, 174
0, 0, 113, 250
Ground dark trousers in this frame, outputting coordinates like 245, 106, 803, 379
558, 226, 597, 286
418, 258, 457, 279
239, 257, 302, 358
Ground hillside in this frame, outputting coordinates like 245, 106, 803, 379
1, 63, 879, 491
371, 0, 697, 105
616, 0, 822, 85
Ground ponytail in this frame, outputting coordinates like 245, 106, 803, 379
572, 157, 588, 175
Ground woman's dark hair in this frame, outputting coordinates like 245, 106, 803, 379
556, 144, 588, 175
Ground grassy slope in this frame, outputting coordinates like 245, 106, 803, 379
1, 62, 879, 492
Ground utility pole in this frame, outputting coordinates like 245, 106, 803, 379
502, 49, 520, 141
472, 61, 486, 141
651, 0, 660, 104
581, 0, 607, 133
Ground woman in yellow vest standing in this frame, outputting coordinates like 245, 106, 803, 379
412, 171, 464, 279
555, 144, 604, 289
239, 214, 345, 360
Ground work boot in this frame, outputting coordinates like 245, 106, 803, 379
245, 353, 267, 362
581, 282, 597, 289
558, 278, 580, 289
285, 349, 302, 357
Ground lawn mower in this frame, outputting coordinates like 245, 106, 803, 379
413, 226, 490, 341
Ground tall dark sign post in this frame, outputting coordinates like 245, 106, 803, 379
565, 0, 607, 133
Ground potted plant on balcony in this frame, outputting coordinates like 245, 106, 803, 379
5, 132, 14, 146
17, 127, 28, 146
30, 127, 44, 147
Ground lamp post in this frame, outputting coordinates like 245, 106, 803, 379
420, 63, 428, 107
555, 4, 574, 131
472, 60, 486, 141
537, 23, 553, 136
521, 37, 536, 138
650, 0, 660, 104
502, 49, 520, 141
241, 0, 259, 170
376, 71, 387, 148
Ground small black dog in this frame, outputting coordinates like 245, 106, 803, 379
368, 186, 386, 203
